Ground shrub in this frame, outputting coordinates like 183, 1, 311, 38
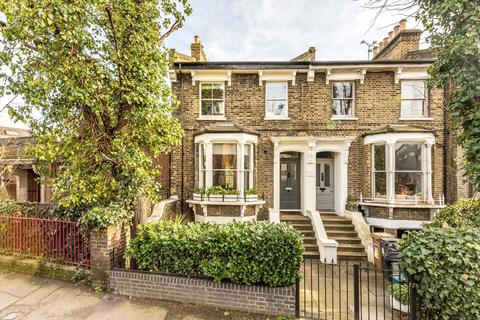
400, 227, 480, 319
0, 199, 35, 216
126, 220, 303, 287
387, 283, 409, 305
429, 197, 480, 228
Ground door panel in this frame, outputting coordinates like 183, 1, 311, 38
280, 156, 301, 210
316, 159, 334, 210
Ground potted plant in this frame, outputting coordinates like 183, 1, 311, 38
193, 188, 207, 201
387, 283, 409, 312
346, 195, 359, 211
244, 188, 258, 202
206, 186, 226, 201
223, 188, 240, 202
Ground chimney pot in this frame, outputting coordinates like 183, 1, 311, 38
194, 35, 201, 44
379, 42, 384, 50
394, 25, 400, 35
373, 47, 378, 56
388, 31, 394, 41
383, 37, 389, 45
399, 19, 407, 30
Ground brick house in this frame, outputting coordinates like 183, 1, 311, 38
168, 20, 472, 261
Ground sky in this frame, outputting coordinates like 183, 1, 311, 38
0, 0, 422, 129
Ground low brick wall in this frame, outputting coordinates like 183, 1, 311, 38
107, 269, 296, 316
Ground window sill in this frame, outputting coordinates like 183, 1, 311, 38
399, 117, 433, 121
197, 116, 227, 121
331, 116, 358, 121
264, 116, 290, 121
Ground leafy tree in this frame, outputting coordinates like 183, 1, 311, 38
0, 0, 191, 228
364, 0, 480, 190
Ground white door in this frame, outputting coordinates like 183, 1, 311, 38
316, 159, 334, 210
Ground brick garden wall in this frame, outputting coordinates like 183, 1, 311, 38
107, 269, 296, 316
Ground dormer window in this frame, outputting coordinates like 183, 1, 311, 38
265, 82, 288, 119
200, 82, 225, 119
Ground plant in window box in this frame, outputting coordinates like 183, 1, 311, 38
223, 187, 241, 202
345, 195, 359, 211
205, 186, 240, 202
244, 188, 258, 202
193, 188, 207, 201
387, 283, 409, 312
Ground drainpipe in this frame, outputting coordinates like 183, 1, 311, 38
443, 83, 449, 203
179, 63, 185, 214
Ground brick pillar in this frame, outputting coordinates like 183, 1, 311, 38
90, 222, 130, 287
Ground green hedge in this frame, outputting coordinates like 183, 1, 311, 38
400, 227, 480, 319
429, 197, 480, 228
126, 221, 303, 287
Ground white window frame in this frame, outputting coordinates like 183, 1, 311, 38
244, 144, 254, 190
394, 142, 423, 200
199, 82, 226, 120
331, 81, 357, 120
372, 144, 387, 199
264, 82, 289, 120
400, 80, 429, 120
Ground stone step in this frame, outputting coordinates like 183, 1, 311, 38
330, 237, 362, 244
281, 213, 309, 221
337, 244, 366, 252
297, 230, 315, 237
324, 224, 356, 231
289, 223, 314, 230
320, 216, 350, 222
325, 230, 359, 237
337, 251, 368, 260
304, 251, 320, 259
301, 236, 318, 245
304, 243, 320, 251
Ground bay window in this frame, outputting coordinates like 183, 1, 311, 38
367, 133, 434, 203
195, 132, 258, 196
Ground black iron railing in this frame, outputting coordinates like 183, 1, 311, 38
190, 192, 265, 203
296, 259, 419, 320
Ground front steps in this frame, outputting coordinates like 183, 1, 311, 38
320, 213, 367, 261
281, 212, 320, 259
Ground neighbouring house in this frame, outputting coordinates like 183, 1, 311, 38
0, 127, 52, 203
167, 19, 472, 261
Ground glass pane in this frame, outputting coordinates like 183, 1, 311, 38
332, 99, 353, 115
324, 164, 331, 187
316, 164, 321, 186
280, 163, 287, 182
395, 144, 421, 171
211, 100, 224, 115
288, 163, 297, 187
212, 83, 224, 99
267, 100, 287, 116
401, 81, 425, 99
244, 145, 251, 170
266, 83, 287, 100
333, 82, 353, 99
395, 172, 422, 198
244, 171, 250, 190
212, 170, 237, 189
213, 144, 237, 169
201, 83, 212, 98
201, 100, 212, 115
401, 100, 426, 117
374, 172, 387, 197
374, 145, 385, 170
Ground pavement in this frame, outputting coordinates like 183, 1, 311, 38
0, 270, 270, 320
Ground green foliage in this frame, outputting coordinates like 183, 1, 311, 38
126, 221, 304, 287
387, 283, 409, 306
429, 197, 480, 228
244, 188, 257, 196
415, 0, 480, 189
0, 199, 35, 216
0, 0, 191, 228
400, 227, 480, 319
0, 199, 84, 221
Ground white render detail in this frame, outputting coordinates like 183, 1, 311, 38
258, 70, 297, 86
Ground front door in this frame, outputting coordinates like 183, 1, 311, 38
280, 153, 301, 210
316, 159, 334, 210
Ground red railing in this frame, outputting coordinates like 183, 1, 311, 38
0, 215, 91, 268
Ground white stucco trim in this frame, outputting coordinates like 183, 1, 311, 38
271, 135, 355, 216
258, 70, 297, 86
190, 70, 232, 86
366, 217, 429, 229
194, 214, 257, 224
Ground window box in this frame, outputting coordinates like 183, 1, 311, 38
245, 194, 258, 202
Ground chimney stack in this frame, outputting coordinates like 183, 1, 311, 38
190, 35, 208, 62
372, 19, 421, 60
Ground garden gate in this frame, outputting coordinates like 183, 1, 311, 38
296, 259, 418, 320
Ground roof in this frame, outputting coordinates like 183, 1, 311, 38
363, 124, 436, 137
193, 122, 259, 136
405, 49, 435, 61
172, 59, 434, 70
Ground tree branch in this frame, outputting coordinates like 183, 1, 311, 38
159, 19, 183, 45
